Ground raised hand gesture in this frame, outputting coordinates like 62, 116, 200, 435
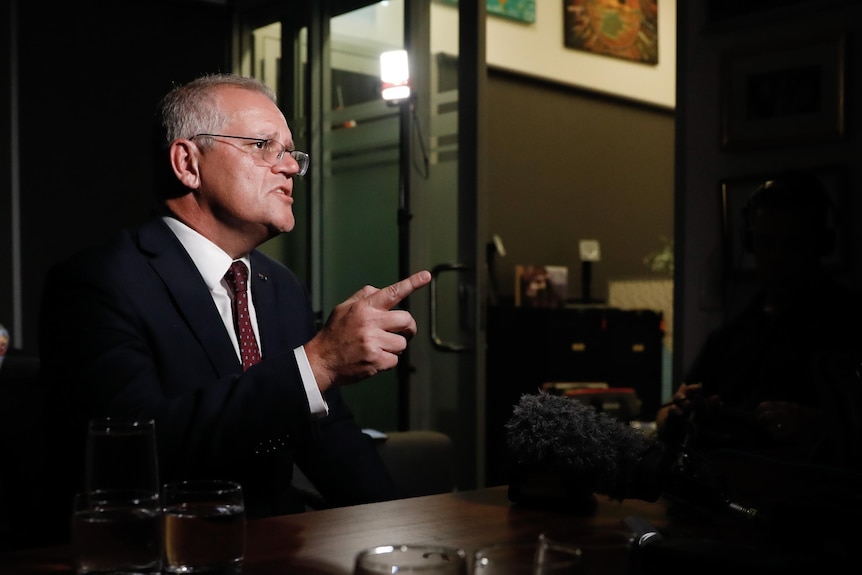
304, 270, 432, 391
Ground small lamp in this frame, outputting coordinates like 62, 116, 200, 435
579, 239, 601, 303
380, 49, 411, 103
579, 239, 601, 263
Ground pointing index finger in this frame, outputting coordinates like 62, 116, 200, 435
367, 270, 431, 310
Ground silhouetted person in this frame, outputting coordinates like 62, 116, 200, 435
657, 170, 862, 505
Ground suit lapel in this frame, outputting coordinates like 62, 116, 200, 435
138, 218, 240, 376
248, 253, 283, 357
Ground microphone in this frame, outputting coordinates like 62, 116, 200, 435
504, 391, 763, 523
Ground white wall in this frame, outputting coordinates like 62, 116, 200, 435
433, 0, 676, 109
334, 2, 677, 109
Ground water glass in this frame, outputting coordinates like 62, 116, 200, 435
473, 540, 581, 575
71, 489, 163, 575
73, 417, 162, 574
85, 417, 159, 495
538, 529, 635, 575
355, 544, 468, 574
163, 479, 246, 575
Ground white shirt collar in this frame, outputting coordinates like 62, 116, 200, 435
162, 216, 251, 288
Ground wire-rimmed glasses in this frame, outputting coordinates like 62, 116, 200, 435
193, 133, 309, 176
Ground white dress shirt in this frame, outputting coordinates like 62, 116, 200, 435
163, 217, 327, 415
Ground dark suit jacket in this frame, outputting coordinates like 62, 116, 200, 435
38, 215, 398, 538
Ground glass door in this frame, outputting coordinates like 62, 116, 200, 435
236, 0, 486, 490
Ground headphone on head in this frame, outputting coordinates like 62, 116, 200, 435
741, 170, 838, 256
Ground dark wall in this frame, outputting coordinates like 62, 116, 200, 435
0, 4, 13, 345
8, 0, 232, 351
676, 0, 862, 380
486, 70, 676, 305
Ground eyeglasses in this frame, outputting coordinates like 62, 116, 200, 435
193, 133, 309, 176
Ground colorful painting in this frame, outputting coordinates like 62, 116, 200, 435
488, 0, 536, 23
564, 0, 658, 65
439, 0, 536, 24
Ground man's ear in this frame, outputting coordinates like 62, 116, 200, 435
169, 139, 201, 189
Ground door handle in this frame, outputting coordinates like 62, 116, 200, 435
429, 263, 472, 352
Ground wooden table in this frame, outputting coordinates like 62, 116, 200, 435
0, 486, 669, 575
243, 486, 672, 574
0, 485, 844, 574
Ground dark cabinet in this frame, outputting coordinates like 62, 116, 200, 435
484, 306, 664, 486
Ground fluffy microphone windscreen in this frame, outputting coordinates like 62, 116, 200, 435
505, 392, 664, 500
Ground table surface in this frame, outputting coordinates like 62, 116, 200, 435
244, 486, 673, 574
0, 484, 842, 575
0, 486, 672, 575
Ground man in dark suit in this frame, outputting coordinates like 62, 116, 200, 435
38, 73, 430, 540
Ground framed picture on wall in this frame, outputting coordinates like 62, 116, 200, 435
514, 265, 568, 308
721, 166, 848, 278
720, 33, 845, 150
563, 0, 658, 65
438, 0, 536, 23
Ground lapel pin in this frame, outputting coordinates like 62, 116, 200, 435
258, 273, 268, 281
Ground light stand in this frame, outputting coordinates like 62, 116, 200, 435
381, 50, 414, 430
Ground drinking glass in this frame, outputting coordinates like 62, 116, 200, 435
71, 489, 163, 575
538, 529, 635, 575
355, 544, 468, 574
163, 479, 246, 575
85, 417, 160, 495
72, 417, 162, 574
473, 540, 581, 575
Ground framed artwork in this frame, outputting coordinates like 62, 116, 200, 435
438, 0, 536, 24
563, 0, 658, 65
721, 166, 848, 278
487, 0, 536, 23
514, 265, 568, 308
721, 33, 845, 150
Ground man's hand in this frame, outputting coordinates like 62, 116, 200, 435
304, 270, 432, 391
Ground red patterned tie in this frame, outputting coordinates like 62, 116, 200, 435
224, 261, 261, 370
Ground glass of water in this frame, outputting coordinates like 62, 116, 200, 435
162, 479, 246, 575
355, 544, 468, 575
85, 417, 160, 495
473, 540, 581, 575
73, 417, 163, 574
71, 489, 163, 575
